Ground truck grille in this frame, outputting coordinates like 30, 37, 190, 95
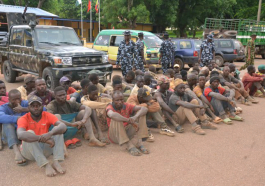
72, 56, 102, 65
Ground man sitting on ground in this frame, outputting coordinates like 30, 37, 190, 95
242, 65, 265, 97
203, 76, 243, 124
123, 70, 136, 87
148, 65, 158, 80
174, 64, 180, 74
193, 75, 222, 123
81, 84, 112, 132
47, 86, 106, 147
59, 76, 76, 100
154, 76, 184, 132
28, 78, 54, 106
17, 75, 35, 100
127, 87, 175, 136
0, 89, 29, 165
89, 73, 109, 95
131, 75, 153, 96
168, 79, 217, 135
70, 79, 92, 103
17, 95, 67, 177
180, 70, 188, 82
144, 74, 157, 89
107, 91, 149, 156
221, 66, 257, 104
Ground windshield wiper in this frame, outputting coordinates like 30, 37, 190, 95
39, 42, 60, 46
59, 42, 79, 46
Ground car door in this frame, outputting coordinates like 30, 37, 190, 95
93, 34, 110, 52
21, 28, 38, 72
108, 35, 123, 64
218, 40, 236, 61
9, 28, 24, 68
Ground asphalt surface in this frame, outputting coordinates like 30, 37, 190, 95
1, 59, 265, 186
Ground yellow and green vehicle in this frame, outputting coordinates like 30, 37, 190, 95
93, 29, 162, 68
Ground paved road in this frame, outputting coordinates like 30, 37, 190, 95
1, 60, 265, 186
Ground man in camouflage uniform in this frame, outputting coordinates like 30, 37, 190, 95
135, 32, 145, 72
240, 33, 256, 70
116, 30, 138, 77
159, 32, 174, 74
199, 34, 215, 67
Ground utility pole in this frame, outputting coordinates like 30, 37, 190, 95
81, 0, 83, 38
90, 1, 92, 42
257, 0, 262, 22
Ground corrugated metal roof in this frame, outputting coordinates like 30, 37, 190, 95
0, 4, 59, 18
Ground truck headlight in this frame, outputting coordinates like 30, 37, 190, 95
102, 55, 109, 63
53, 57, 72, 65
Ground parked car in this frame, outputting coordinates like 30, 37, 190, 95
171, 39, 202, 69
214, 39, 244, 66
93, 29, 162, 68
234, 40, 245, 62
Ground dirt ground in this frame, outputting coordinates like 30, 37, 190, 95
1, 60, 265, 186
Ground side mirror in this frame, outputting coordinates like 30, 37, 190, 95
26, 39, 32, 47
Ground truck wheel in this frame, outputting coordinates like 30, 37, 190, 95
174, 58, 184, 70
188, 64, 193, 68
262, 54, 265, 59
42, 67, 60, 90
215, 55, 224, 67
3, 60, 16, 83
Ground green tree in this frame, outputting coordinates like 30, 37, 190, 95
144, 0, 178, 33
101, 0, 149, 29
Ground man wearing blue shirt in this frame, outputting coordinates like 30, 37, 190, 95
0, 89, 29, 166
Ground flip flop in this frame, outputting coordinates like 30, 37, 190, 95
137, 145, 149, 154
71, 138, 82, 147
128, 147, 141, 156
223, 118, 233, 125
15, 159, 27, 166
99, 138, 110, 145
213, 117, 223, 124
230, 115, 244, 121
65, 140, 76, 149
175, 125, 184, 133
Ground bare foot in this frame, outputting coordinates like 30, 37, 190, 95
45, 164, 57, 177
52, 160, 66, 174
88, 139, 106, 147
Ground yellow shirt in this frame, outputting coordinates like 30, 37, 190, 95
96, 83, 106, 94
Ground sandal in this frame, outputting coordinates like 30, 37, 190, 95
65, 140, 76, 149
137, 145, 149, 154
175, 125, 184, 133
213, 117, 223, 124
230, 115, 244, 121
99, 138, 110, 145
128, 147, 141, 156
71, 138, 82, 147
15, 159, 27, 166
223, 118, 233, 125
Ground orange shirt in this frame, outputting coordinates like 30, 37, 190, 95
17, 111, 58, 135
67, 87, 76, 100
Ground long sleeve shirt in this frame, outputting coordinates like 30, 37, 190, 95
242, 73, 264, 95
0, 100, 29, 124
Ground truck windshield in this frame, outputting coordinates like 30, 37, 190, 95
36, 28, 81, 46
143, 35, 162, 48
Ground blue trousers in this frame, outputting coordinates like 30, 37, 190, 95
2, 123, 19, 148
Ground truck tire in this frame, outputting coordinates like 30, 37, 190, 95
3, 60, 16, 83
42, 67, 60, 90
174, 58, 184, 70
215, 55, 224, 67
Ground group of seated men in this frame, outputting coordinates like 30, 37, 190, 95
0, 61, 264, 177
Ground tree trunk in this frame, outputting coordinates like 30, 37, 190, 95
179, 27, 187, 38
19, 0, 22, 6
37, 0, 45, 8
0, 0, 4, 4
193, 28, 196, 38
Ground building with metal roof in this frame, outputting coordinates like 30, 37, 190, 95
0, 4, 58, 18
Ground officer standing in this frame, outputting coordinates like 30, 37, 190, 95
135, 32, 145, 72
116, 30, 138, 77
159, 32, 174, 74
199, 34, 215, 67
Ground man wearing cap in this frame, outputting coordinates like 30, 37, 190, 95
256, 64, 265, 75
0, 89, 29, 165
154, 76, 184, 132
240, 33, 256, 70
17, 95, 67, 177
174, 64, 180, 74
17, 75, 35, 100
107, 90, 149, 156
204, 75, 243, 124
127, 87, 175, 136
116, 30, 138, 77
59, 76, 76, 100
135, 32, 145, 72
199, 34, 215, 67
169, 79, 217, 135
159, 32, 174, 74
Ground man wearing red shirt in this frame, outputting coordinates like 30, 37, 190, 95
17, 95, 67, 177
204, 75, 243, 124
107, 91, 149, 156
242, 65, 265, 97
